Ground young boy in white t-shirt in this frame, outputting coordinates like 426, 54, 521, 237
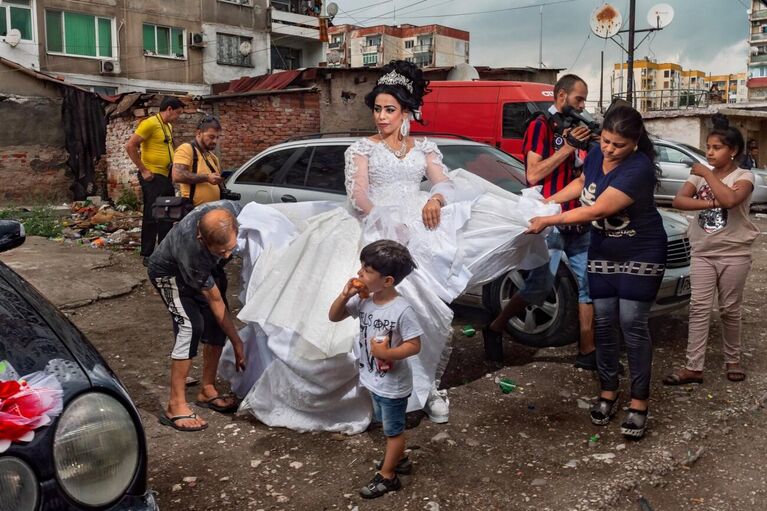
329, 239, 422, 499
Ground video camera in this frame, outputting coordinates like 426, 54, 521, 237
551, 106, 601, 151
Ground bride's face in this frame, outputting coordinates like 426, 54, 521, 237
373, 93, 408, 138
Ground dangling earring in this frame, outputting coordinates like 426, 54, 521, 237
400, 113, 411, 139
731, 154, 735, 160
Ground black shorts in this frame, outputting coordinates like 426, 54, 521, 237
149, 267, 228, 360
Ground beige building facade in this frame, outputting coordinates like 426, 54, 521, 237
327, 23, 469, 69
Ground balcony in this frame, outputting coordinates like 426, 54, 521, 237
752, 9, 767, 22
362, 45, 380, 54
412, 43, 432, 54
751, 32, 767, 43
751, 53, 767, 64
328, 40, 344, 50
270, 7, 319, 40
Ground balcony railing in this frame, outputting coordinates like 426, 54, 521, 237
328, 40, 344, 50
751, 53, 767, 64
362, 45, 380, 54
270, 7, 319, 40
412, 43, 432, 54
611, 88, 711, 112
751, 32, 767, 43
752, 9, 767, 21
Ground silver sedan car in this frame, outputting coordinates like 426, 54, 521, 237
654, 138, 767, 206
226, 136, 692, 350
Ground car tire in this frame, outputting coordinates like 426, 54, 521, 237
481, 265, 580, 348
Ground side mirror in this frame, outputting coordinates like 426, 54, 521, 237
0, 220, 26, 253
680, 159, 695, 167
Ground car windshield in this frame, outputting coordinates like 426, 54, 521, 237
438, 144, 527, 194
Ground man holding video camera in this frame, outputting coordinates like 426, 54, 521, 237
486, 74, 598, 369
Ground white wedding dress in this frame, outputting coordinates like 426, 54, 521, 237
219, 138, 558, 434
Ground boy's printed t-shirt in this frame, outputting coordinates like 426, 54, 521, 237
346, 295, 423, 399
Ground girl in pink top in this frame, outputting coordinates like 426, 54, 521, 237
664, 114, 759, 385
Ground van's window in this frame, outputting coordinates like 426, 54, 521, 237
305, 146, 347, 193
439, 145, 526, 194
235, 149, 297, 184
502, 103, 530, 139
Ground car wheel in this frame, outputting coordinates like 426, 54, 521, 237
481, 265, 580, 348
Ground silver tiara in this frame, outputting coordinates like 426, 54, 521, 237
377, 70, 413, 93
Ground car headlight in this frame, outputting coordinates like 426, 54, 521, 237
53, 392, 139, 507
0, 457, 38, 511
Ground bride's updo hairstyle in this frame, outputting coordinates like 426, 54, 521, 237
708, 113, 744, 159
364, 60, 430, 123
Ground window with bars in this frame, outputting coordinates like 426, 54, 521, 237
272, 45, 301, 70
217, 33, 253, 67
143, 24, 184, 58
45, 10, 114, 58
0, 0, 33, 40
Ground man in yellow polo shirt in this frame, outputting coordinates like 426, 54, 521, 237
125, 97, 185, 263
172, 116, 224, 206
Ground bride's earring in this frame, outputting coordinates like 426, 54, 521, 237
400, 114, 411, 138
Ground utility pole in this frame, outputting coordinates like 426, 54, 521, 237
626, 0, 636, 105
538, 6, 544, 68
599, 50, 604, 112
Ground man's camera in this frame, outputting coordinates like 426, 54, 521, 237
220, 188, 241, 201
553, 106, 600, 151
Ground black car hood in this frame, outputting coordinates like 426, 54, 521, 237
0, 262, 126, 398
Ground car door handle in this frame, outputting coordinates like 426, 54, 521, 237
281, 194, 297, 203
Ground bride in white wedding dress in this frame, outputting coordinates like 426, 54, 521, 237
220, 61, 559, 434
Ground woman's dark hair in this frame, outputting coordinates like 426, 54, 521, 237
197, 115, 221, 132
602, 104, 657, 168
708, 113, 744, 159
363, 60, 430, 124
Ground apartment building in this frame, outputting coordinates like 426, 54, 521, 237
611, 59, 747, 112
0, 0, 324, 94
327, 23, 469, 69
748, 0, 767, 100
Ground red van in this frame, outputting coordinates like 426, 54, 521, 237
411, 80, 555, 159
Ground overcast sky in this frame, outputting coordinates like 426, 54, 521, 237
332, 0, 751, 104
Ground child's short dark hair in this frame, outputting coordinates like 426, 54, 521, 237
360, 240, 416, 285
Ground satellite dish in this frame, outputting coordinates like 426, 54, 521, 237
5, 28, 22, 48
647, 3, 674, 29
589, 3, 622, 39
327, 2, 339, 19
238, 41, 252, 56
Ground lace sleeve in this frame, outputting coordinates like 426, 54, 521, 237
344, 139, 375, 214
420, 139, 455, 204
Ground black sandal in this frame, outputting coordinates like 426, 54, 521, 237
590, 394, 620, 426
621, 408, 648, 439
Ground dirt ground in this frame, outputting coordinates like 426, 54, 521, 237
41, 216, 767, 510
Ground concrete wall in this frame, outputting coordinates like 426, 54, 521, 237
644, 117, 706, 147
316, 68, 382, 133
0, 96, 69, 203
0, 66, 61, 97
201, 23, 269, 84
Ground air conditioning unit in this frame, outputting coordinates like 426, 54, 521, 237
189, 32, 206, 48
100, 59, 120, 75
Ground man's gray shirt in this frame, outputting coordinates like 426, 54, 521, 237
147, 200, 240, 291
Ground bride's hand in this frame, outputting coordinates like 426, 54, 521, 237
422, 197, 442, 230
526, 216, 552, 234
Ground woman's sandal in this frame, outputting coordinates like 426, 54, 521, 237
662, 370, 703, 386
620, 408, 648, 439
590, 394, 620, 426
726, 366, 747, 382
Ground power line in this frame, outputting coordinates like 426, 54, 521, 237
334, 0, 580, 21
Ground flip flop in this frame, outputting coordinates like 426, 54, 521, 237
195, 394, 238, 413
662, 371, 703, 386
158, 412, 208, 432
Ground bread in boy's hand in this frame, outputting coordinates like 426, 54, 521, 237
351, 278, 370, 299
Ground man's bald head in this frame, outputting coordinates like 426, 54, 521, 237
199, 208, 238, 247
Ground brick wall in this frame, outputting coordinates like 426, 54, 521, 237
0, 146, 70, 204
105, 91, 320, 202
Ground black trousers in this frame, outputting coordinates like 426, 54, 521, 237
139, 173, 175, 257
